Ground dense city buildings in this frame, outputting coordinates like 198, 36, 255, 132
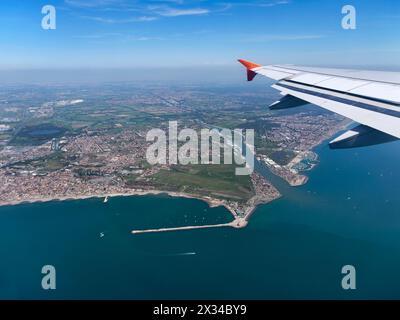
0, 83, 346, 216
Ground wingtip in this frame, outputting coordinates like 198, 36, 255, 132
238, 59, 262, 70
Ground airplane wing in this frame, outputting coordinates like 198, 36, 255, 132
238, 59, 400, 148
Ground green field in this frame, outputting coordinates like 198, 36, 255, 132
7, 152, 69, 173
270, 150, 296, 166
151, 164, 254, 202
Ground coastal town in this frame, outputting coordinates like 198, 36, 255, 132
0, 83, 347, 230
0, 128, 281, 219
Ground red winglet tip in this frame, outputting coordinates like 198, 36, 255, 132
238, 59, 262, 70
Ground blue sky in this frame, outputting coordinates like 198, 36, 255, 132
0, 0, 399, 69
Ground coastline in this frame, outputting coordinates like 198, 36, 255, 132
0, 189, 242, 218
0, 121, 347, 230
0, 185, 282, 235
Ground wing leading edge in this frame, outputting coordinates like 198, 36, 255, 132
238, 59, 400, 148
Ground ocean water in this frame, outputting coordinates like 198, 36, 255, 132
1, 139, 400, 299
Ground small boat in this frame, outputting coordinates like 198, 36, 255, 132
103, 196, 109, 203
100, 232, 105, 238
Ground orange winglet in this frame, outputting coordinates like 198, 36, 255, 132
238, 59, 262, 81
238, 59, 262, 70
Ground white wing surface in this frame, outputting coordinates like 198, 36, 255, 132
238, 59, 400, 148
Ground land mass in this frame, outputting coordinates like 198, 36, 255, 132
0, 83, 347, 230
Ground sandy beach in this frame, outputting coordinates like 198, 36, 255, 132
0, 189, 241, 218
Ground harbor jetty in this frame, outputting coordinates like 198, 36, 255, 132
131, 218, 248, 235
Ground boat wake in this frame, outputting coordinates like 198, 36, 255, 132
158, 252, 197, 257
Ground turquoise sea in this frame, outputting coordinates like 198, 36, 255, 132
1, 138, 400, 299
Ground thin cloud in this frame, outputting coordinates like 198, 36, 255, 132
65, 0, 125, 8
80, 15, 157, 23
242, 34, 325, 42
258, 0, 290, 7
67, 0, 290, 25
72, 33, 163, 42
221, 0, 290, 9
73, 32, 123, 39
66, 0, 226, 22
136, 16, 159, 21
157, 8, 210, 17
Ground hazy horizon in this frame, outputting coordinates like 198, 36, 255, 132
0, 64, 400, 85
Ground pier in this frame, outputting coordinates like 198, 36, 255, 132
131, 218, 248, 235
